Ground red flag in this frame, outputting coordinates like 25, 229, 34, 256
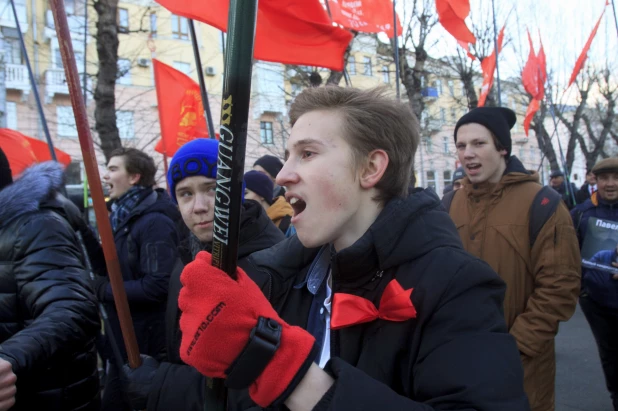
154, 0, 353, 71
0, 129, 71, 176
524, 99, 540, 136
153, 59, 208, 158
327, 0, 403, 38
478, 25, 504, 107
537, 33, 547, 96
567, 5, 606, 87
436, 0, 476, 45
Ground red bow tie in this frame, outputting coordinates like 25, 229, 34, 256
330, 279, 417, 330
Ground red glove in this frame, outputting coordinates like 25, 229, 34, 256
178, 251, 316, 407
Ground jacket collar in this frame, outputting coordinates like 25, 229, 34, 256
464, 156, 539, 199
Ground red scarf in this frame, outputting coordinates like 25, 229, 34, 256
331, 279, 417, 330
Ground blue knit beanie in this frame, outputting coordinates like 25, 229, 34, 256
167, 139, 218, 203
244, 170, 274, 205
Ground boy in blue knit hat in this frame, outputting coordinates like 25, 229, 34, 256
119, 138, 285, 410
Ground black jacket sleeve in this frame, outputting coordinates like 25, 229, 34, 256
147, 362, 206, 411
115, 213, 180, 304
313, 260, 530, 411
0, 212, 100, 377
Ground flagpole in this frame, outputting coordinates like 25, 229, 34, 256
48, 0, 142, 369
547, 95, 577, 206
491, 0, 502, 105
148, 37, 170, 189
9, 0, 56, 161
188, 19, 217, 140
393, 0, 400, 99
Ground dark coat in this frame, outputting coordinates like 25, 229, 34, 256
572, 196, 618, 309
237, 189, 529, 410
99, 189, 181, 360
575, 182, 594, 205
0, 163, 100, 410
146, 200, 285, 411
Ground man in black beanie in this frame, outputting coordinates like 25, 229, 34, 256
443, 106, 581, 411
0, 147, 13, 191
253, 154, 286, 197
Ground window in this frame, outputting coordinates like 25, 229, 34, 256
450, 107, 457, 120
434, 80, 442, 95
426, 171, 436, 190
54, 47, 63, 69
117, 111, 135, 139
260, 121, 273, 144
382, 65, 389, 83
4, 38, 21, 64
118, 8, 129, 33
425, 138, 433, 153
5, 102, 16, 129
150, 12, 157, 36
74, 52, 84, 72
443, 170, 452, 187
65, 162, 82, 185
347, 56, 356, 75
448, 80, 454, 95
117, 59, 131, 85
362, 56, 372, 76
173, 61, 191, 75
440, 108, 446, 124
443, 136, 449, 154
530, 146, 535, 161
171, 14, 189, 40
421, 76, 426, 88
519, 147, 525, 161
64, 0, 75, 14
57, 106, 77, 138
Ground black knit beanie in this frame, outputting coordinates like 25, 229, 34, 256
0, 147, 13, 191
454, 107, 517, 157
253, 155, 283, 179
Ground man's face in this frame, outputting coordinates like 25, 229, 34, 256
455, 124, 507, 184
175, 175, 216, 243
586, 171, 597, 185
103, 156, 139, 200
597, 172, 618, 203
253, 165, 275, 183
550, 175, 564, 188
277, 110, 365, 250
453, 180, 463, 191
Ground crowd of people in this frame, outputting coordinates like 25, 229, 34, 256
0, 86, 616, 411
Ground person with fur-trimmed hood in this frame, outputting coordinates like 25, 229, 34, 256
0, 150, 101, 410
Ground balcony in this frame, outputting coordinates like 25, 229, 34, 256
421, 87, 439, 98
45, 68, 69, 102
5, 63, 30, 94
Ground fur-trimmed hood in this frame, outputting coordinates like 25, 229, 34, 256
0, 161, 64, 227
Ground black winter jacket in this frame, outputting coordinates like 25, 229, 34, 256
98, 188, 181, 360
146, 200, 285, 410
0, 163, 100, 410
240, 189, 530, 410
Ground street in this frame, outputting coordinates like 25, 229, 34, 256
556, 303, 612, 410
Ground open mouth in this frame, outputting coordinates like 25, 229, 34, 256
287, 195, 307, 217
466, 163, 481, 172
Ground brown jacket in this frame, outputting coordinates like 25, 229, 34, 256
448, 158, 580, 411
267, 196, 293, 228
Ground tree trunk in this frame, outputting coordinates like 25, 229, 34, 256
532, 102, 559, 172
400, 45, 425, 121
94, 0, 121, 162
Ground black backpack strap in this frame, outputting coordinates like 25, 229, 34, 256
529, 186, 562, 247
442, 189, 457, 213
278, 215, 292, 234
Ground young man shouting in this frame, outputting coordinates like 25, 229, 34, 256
446, 107, 580, 411
177, 87, 529, 410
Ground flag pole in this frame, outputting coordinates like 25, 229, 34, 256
546, 94, 577, 206
188, 19, 217, 140
9, 0, 56, 161
208, 0, 258, 406
48, 0, 142, 368
148, 36, 170, 189
491, 0, 502, 105
393, 0, 400, 99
